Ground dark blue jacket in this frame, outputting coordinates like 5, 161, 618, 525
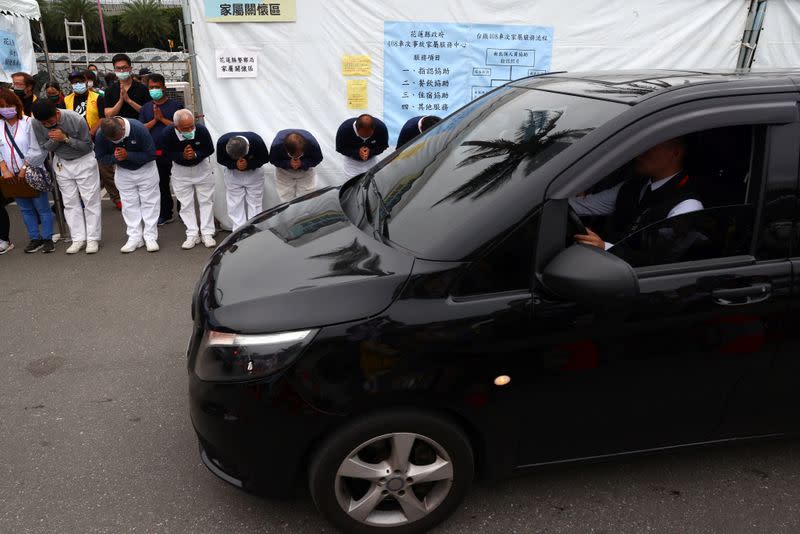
216, 131, 270, 170
335, 117, 389, 161
269, 129, 323, 171
397, 116, 425, 148
162, 123, 214, 167
94, 118, 156, 170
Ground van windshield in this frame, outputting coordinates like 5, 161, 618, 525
355, 86, 626, 260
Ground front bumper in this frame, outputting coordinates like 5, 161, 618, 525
189, 370, 337, 496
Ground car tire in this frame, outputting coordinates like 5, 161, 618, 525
309, 410, 474, 534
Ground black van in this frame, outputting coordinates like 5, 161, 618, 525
188, 70, 800, 534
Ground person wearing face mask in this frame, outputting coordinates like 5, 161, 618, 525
11, 72, 37, 116
84, 68, 105, 97
216, 131, 269, 231
64, 70, 121, 210
95, 117, 160, 253
162, 109, 216, 249
138, 73, 183, 225
104, 53, 151, 120
268, 129, 323, 205
44, 82, 66, 109
0, 88, 52, 254
29, 99, 101, 254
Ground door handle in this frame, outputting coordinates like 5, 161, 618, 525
711, 283, 771, 306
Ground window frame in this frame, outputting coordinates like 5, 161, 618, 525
541, 93, 800, 278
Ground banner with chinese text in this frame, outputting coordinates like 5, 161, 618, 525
384, 21, 553, 145
204, 0, 295, 22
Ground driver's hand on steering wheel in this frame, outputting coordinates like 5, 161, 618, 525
574, 228, 606, 249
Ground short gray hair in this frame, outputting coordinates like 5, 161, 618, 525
226, 136, 249, 160
99, 118, 124, 140
173, 108, 195, 124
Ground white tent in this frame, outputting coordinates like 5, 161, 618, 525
0, 0, 41, 81
183, 0, 751, 228
750, 0, 800, 68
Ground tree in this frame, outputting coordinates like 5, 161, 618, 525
119, 0, 173, 46
39, 0, 106, 44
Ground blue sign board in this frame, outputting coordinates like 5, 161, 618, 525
0, 31, 24, 74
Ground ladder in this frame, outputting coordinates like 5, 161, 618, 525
64, 19, 89, 71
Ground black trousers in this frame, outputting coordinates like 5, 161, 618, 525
0, 188, 10, 242
156, 155, 175, 219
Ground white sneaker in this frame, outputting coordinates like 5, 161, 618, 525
202, 236, 216, 248
120, 239, 144, 253
0, 240, 13, 255
85, 240, 99, 254
52, 233, 61, 243
181, 236, 201, 250
145, 240, 159, 252
66, 241, 85, 254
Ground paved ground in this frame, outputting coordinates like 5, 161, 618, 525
1, 201, 800, 533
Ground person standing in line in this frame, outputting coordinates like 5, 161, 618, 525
94, 117, 160, 253
29, 99, 101, 254
216, 131, 269, 232
268, 129, 323, 204
103, 54, 151, 120
335, 114, 389, 180
396, 115, 441, 149
11, 72, 36, 116
162, 109, 216, 249
138, 73, 183, 226
64, 70, 122, 210
0, 88, 53, 253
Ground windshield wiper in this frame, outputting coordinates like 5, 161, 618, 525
361, 170, 391, 241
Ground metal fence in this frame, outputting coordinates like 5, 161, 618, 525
34, 52, 197, 110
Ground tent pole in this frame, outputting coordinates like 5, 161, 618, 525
180, 0, 205, 121
37, 19, 54, 82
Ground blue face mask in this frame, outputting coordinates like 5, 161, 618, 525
181, 129, 196, 140
72, 83, 87, 94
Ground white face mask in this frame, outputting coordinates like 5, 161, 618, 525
87, 80, 94, 88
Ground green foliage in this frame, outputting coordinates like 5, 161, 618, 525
119, 0, 174, 45
38, 0, 106, 44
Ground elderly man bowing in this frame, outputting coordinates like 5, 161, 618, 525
162, 109, 216, 249
94, 117, 160, 253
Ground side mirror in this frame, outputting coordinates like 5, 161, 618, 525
540, 244, 639, 307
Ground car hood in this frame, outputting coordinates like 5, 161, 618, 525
198, 187, 415, 334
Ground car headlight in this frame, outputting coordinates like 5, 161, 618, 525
194, 328, 318, 382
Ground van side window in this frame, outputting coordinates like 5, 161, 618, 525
579, 125, 766, 268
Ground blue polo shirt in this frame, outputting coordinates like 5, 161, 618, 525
138, 98, 183, 150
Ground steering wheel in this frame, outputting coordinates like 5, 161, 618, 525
567, 206, 588, 237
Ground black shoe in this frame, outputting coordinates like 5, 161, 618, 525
24, 239, 44, 253
41, 240, 55, 253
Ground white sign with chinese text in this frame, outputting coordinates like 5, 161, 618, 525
215, 48, 259, 78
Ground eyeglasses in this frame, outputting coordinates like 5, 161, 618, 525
113, 65, 132, 72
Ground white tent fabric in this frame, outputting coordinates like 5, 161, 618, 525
0, 15, 38, 81
186, 0, 749, 228
751, 0, 800, 68
0, 0, 40, 20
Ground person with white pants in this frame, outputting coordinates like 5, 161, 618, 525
216, 131, 270, 231
269, 129, 324, 206
162, 109, 216, 249
335, 114, 389, 180
94, 117, 160, 252
29, 100, 102, 254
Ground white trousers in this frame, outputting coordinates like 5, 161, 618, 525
224, 168, 264, 232
115, 160, 160, 242
172, 160, 215, 237
274, 168, 317, 204
54, 152, 101, 242
341, 155, 375, 180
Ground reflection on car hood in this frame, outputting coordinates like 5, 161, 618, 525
200, 187, 415, 334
